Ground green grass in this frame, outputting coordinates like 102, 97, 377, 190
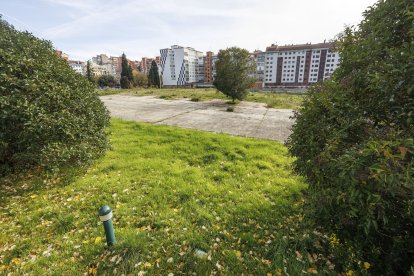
98, 88, 304, 109
0, 119, 337, 275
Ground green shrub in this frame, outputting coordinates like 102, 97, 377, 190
226, 106, 234, 112
0, 18, 110, 174
287, 0, 414, 274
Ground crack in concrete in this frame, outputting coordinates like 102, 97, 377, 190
255, 108, 269, 133
153, 107, 203, 124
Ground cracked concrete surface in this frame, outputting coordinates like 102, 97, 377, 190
101, 95, 294, 142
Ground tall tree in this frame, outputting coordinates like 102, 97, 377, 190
86, 60, 94, 83
148, 60, 161, 88
213, 47, 256, 102
120, 53, 132, 89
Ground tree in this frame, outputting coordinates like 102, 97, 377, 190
86, 60, 94, 83
147, 60, 160, 88
120, 53, 133, 88
97, 74, 116, 88
287, 0, 413, 274
0, 18, 110, 174
132, 70, 148, 87
213, 47, 256, 102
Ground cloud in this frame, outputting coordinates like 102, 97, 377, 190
39, 0, 377, 60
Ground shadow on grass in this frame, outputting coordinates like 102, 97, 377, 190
0, 166, 85, 203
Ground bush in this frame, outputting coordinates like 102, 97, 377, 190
97, 75, 116, 88
287, 0, 414, 274
0, 18, 110, 174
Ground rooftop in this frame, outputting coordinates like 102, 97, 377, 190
266, 42, 336, 52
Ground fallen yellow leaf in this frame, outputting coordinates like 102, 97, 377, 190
144, 262, 152, 268
235, 251, 242, 258
11, 258, 21, 265
95, 237, 103, 244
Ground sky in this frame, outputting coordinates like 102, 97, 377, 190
1, 0, 378, 61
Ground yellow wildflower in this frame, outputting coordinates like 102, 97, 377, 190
364, 262, 371, 269
307, 267, 318, 274
329, 234, 339, 248
276, 268, 283, 276
345, 270, 354, 276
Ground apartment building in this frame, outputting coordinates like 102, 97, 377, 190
68, 60, 85, 75
109, 56, 122, 77
92, 54, 109, 65
56, 50, 69, 60
139, 57, 157, 74
252, 50, 265, 82
263, 42, 340, 88
160, 45, 204, 86
89, 63, 116, 77
204, 51, 214, 83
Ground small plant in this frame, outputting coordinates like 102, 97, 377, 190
190, 97, 200, 102
226, 106, 234, 112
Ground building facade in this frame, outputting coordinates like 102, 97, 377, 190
203, 51, 214, 83
68, 60, 85, 75
263, 42, 340, 87
252, 50, 265, 82
159, 45, 204, 86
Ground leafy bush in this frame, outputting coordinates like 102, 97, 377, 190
287, 0, 414, 274
0, 18, 110, 174
97, 75, 116, 88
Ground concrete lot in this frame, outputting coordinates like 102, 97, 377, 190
101, 95, 294, 142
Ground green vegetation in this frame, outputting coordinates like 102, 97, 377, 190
97, 88, 304, 109
86, 61, 94, 83
287, 0, 414, 274
132, 70, 148, 87
214, 47, 256, 102
148, 60, 161, 88
0, 18, 110, 175
120, 53, 133, 89
97, 75, 116, 88
0, 118, 313, 274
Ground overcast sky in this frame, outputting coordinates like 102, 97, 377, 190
2, 0, 378, 61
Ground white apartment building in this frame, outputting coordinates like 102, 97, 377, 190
69, 61, 85, 75
263, 42, 340, 87
159, 45, 204, 86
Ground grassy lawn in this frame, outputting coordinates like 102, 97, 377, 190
98, 88, 304, 110
0, 119, 330, 275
